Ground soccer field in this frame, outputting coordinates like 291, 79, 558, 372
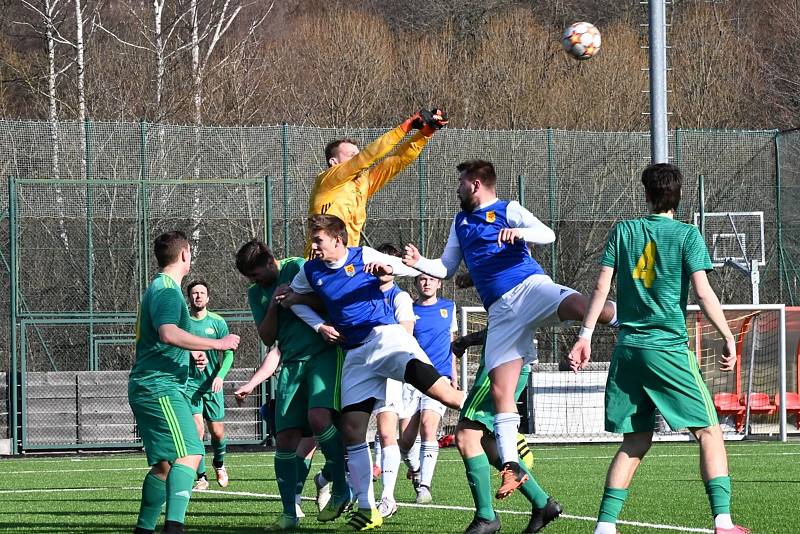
1, 441, 798, 533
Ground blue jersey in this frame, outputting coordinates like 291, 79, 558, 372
455, 200, 544, 308
303, 247, 395, 349
413, 298, 456, 378
383, 284, 404, 308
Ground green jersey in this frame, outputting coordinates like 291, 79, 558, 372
186, 311, 234, 391
248, 257, 330, 363
130, 273, 191, 396
601, 214, 712, 348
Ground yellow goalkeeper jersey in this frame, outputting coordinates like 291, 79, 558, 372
306, 125, 431, 256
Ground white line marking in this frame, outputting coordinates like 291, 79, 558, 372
0, 486, 713, 532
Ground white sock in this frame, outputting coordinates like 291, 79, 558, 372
419, 441, 440, 488
494, 412, 521, 465
715, 514, 734, 529
295, 493, 302, 505
373, 435, 382, 466
402, 436, 421, 472
594, 521, 617, 534
346, 443, 375, 510
380, 445, 401, 500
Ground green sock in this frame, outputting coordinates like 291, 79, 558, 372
165, 463, 196, 524
597, 487, 629, 523
316, 424, 348, 501
704, 476, 732, 516
463, 454, 496, 521
518, 461, 550, 508
197, 453, 206, 478
276, 449, 299, 517
212, 437, 226, 467
295, 455, 312, 495
136, 472, 166, 530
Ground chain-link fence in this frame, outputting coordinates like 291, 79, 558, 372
1, 119, 795, 451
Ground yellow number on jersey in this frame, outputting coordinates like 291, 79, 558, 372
632, 241, 656, 288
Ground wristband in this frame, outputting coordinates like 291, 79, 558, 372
578, 326, 594, 340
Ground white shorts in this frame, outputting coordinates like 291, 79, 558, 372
374, 379, 404, 415
403, 383, 446, 418
485, 274, 577, 372
342, 324, 432, 409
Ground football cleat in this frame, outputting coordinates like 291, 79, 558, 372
193, 475, 209, 491
317, 496, 351, 522
314, 471, 332, 511
463, 514, 501, 534
524, 497, 562, 533
265, 514, 300, 532
415, 485, 432, 504
346, 507, 383, 531
715, 527, 751, 534
377, 496, 398, 518
496, 461, 528, 499
214, 465, 229, 487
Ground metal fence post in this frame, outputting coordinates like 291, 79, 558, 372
138, 120, 149, 295
8, 176, 18, 454
775, 133, 788, 304
265, 176, 273, 248
418, 157, 426, 253
85, 119, 95, 371
281, 124, 290, 257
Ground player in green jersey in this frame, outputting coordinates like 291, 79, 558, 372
184, 280, 234, 490
233, 239, 349, 531
569, 163, 748, 534
453, 328, 558, 534
130, 231, 240, 534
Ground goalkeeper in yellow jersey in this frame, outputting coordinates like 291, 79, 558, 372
305, 108, 448, 257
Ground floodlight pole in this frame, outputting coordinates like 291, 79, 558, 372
648, 0, 669, 163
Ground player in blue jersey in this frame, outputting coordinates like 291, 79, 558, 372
288, 214, 465, 531
397, 273, 458, 506
403, 159, 618, 504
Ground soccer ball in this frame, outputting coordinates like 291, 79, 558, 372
561, 21, 601, 60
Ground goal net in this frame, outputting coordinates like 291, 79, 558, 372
461, 304, 790, 442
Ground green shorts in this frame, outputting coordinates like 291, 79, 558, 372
188, 387, 225, 422
460, 362, 531, 432
129, 388, 205, 465
275, 347, 344, 434
605, 345, 718, 433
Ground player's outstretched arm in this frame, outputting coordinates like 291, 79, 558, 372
158, 324, 240, 352
316, 113, 422, 191
367, 108, 447, 196
568, 265, 614, 372
235, 346, 282, 405
402, 221, 463, 279
362, 246, 421, 278
505, 201, 556, 245
691, 270, 736, 372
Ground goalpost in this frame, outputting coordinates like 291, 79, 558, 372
460, 304, 789, 443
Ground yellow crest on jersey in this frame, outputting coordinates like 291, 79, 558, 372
486, 211, 496, 223
344, 264, 356, 276
440, 308, 448, 318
